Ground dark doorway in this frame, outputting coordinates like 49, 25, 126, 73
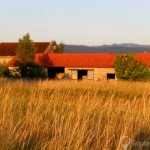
107, 73, 115, 80
48, 67, 64, 79
78, 70, 87, 80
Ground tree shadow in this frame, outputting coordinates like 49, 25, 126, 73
37, 54, 53, 67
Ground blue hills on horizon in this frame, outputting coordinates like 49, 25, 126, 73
64, 43, 150, 53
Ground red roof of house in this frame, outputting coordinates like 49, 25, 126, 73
0, 42, 49, 56
8, 53, 150, 68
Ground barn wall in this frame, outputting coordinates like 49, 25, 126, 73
65, 67, 95, 80
97, 68, 116, 80
7, 66, 116, 80
65, 67, 116, 80
0, 56, 13, 64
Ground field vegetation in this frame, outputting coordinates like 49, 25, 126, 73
0, 79, 150, 150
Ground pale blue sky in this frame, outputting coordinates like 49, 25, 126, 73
0, 0, 150, 45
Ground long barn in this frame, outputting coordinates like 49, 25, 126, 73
8, 53, 150, 81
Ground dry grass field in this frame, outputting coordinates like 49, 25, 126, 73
0, 79, 150, 150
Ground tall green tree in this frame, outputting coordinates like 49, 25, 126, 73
15, 33, 47, 78
114, 54, 150, 81
54, 42, 65, 53
16, 33, 37, 63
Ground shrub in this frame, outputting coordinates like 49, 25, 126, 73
15, 61, 48, 79
0, 63, 10, 77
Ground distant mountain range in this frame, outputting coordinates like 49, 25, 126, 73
64, 43, 150, 53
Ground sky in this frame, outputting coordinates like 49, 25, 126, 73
0, 0, 150, 46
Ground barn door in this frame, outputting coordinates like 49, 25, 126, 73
88, 70, 94, 80
71, 70, 78, 80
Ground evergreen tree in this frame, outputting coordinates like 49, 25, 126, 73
15, 33, 47, 78
54, 42, 64, 53
16, 33, 37, 63
114, 54, 150, 81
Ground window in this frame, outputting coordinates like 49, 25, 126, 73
107, 73, 115, 80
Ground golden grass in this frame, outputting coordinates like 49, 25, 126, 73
0, 79, 150, 150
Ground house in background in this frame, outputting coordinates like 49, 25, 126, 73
0, 40, 57, 64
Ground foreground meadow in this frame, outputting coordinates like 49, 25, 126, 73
0, 79, 150, 150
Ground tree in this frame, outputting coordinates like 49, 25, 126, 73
114, 54, 150, 81
54, 42, 65, 53
15, 33, 47, 78
132, 61, 150, 81
16, 33, 37, 63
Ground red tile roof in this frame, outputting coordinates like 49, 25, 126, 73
0, 42, 49, 56
8, 53, 150, 68
7, 53, 117, 68
35, 53, 117, 68
133, 53, 150, 66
